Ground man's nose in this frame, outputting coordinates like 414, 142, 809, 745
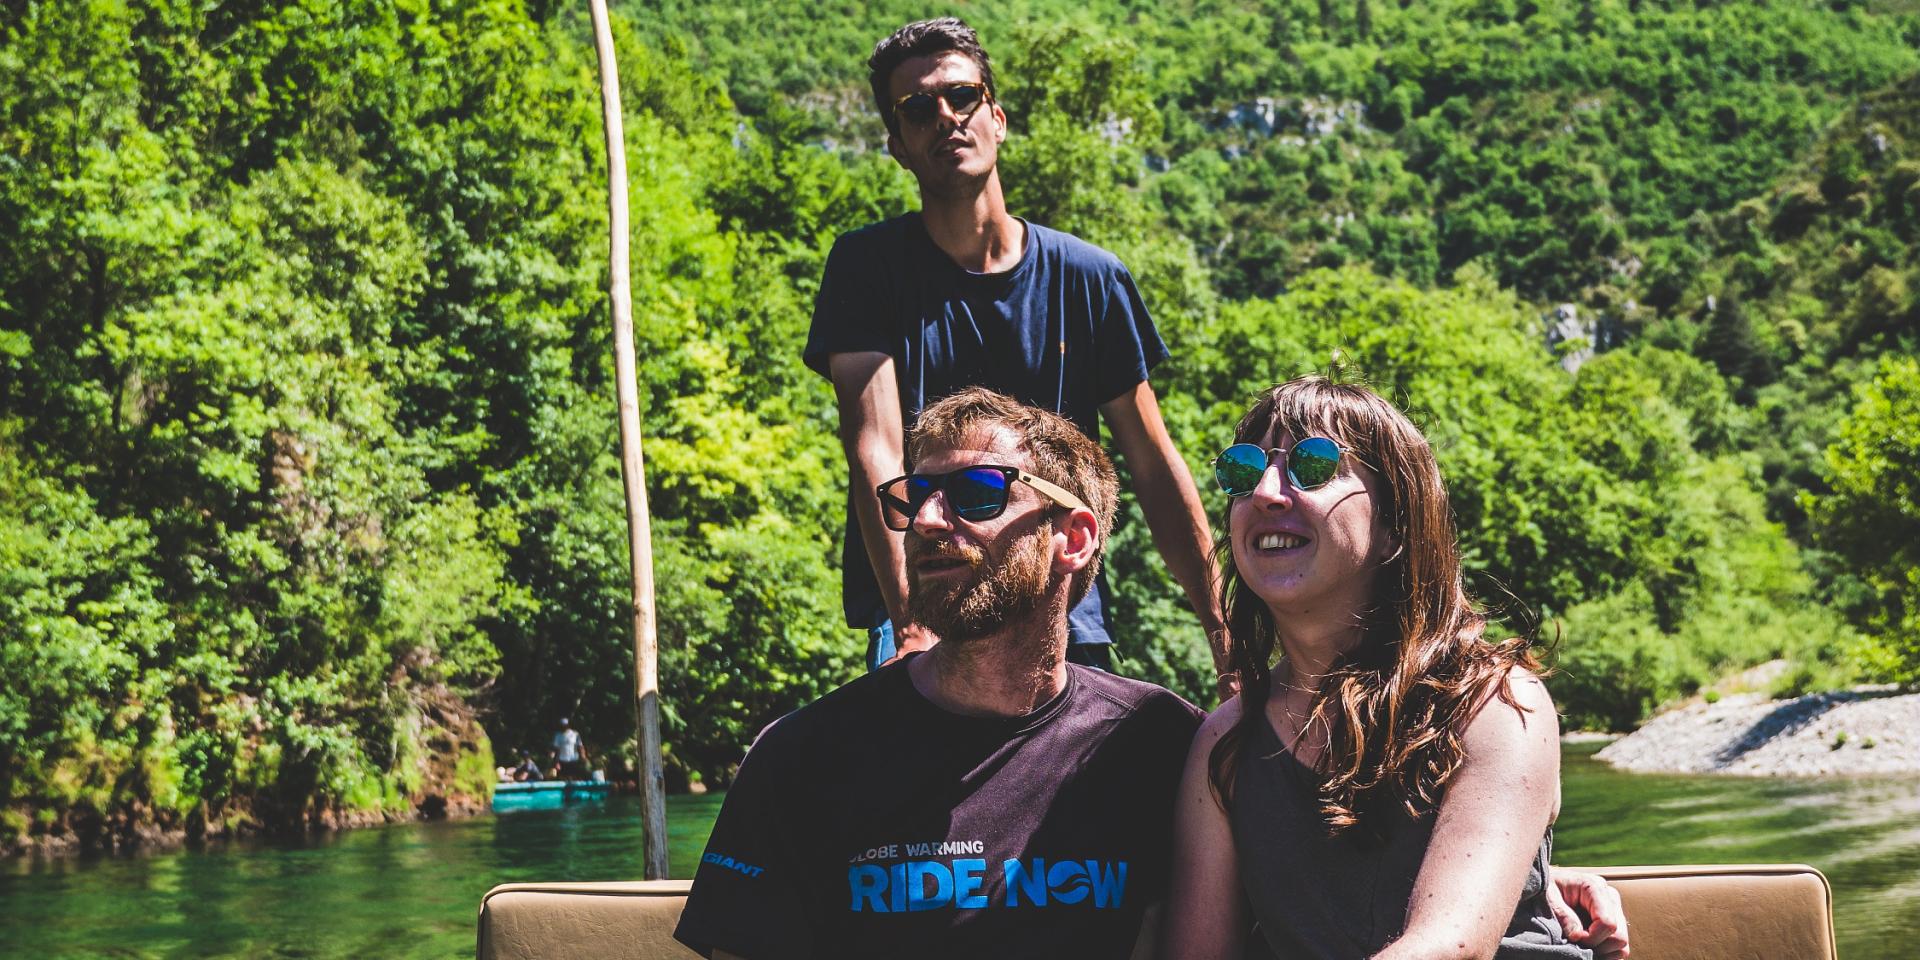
934, 95, 968, 129
910, 489, 956, 533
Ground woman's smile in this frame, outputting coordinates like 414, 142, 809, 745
1253, 531, 1309, 552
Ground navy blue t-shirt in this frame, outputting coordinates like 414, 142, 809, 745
803, 214, 1169, 644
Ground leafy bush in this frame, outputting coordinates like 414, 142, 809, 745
1805, 355, 1920, 685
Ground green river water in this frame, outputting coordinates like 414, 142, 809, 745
3, 743, 1915, 959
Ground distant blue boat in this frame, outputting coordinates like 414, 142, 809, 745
492, 780, 612, 812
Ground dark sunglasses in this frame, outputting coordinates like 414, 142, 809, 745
1211, 438, 1344, 497
877, 465, 1086, 532
890, 82, 989, 127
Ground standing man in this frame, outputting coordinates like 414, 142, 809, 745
550, 718, 587, 781
803, 17, 1229, 684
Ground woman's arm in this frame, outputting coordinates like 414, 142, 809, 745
1161, 698, 1252, 960
1371, 669, 1564, 960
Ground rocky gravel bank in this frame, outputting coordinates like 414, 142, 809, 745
1595, 688, 1920, 776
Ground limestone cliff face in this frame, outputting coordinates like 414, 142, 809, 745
406, 680, 496, 823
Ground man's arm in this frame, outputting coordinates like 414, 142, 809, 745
826, 352, 936, 658
1101, 381, 1230, 693
674, 719, 813, 958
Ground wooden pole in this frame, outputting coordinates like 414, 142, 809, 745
588, 0, 669, 880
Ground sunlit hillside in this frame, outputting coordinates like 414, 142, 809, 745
2, 0, 1915, 849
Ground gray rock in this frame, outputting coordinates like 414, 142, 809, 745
1596, 689, 1920, 777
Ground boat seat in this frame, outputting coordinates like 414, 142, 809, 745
476, 863, 1835, 960
1560, 864, 1836, 960
478, 881, 698, 960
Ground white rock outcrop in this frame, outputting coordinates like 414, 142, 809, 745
1595, 690, 1920, 776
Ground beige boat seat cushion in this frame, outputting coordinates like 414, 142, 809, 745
475, 863, 1835, 960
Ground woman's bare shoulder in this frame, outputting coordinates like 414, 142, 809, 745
1194, 693, 1246, 745
1465, 665, 1561, 749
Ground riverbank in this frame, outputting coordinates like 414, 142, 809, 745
4, 786, 493, 861
1595, 688, 1920, 776
5, 682, 497, 860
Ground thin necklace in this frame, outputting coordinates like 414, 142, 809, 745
1271, 690, 1317, 754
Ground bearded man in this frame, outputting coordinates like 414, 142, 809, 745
675, 388, 1204, 959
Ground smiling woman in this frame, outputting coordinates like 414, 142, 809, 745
1163, 376, 1618, 960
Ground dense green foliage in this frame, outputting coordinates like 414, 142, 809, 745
2, 0, 1916, 846
640, 0, 1920, 300
1805, 357, 1920, 686
0, 0, 865, 840
631, 0, 1919, 722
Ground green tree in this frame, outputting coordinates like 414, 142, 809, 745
1805, 355, 1920, 684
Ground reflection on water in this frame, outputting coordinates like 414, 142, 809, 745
2, 747, 1915, 959
1556, 742, 1920, 960
0, 794, 724, 960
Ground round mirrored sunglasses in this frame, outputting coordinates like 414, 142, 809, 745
1211, 437, 1344, 497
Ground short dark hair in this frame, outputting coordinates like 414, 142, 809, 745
908, 387, 1117, 607
867, 17, 997, 138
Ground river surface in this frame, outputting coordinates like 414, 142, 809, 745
2, 744, 1915, 959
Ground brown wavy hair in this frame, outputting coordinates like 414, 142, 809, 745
1206, 377, 1541, 836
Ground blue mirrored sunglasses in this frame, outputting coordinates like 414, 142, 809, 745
1211, 437, 1344, 497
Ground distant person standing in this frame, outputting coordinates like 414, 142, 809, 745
805, 17, 1228, 687
550, 718, 587, 781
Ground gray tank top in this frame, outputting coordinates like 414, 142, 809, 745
1231, 713, 1592, 960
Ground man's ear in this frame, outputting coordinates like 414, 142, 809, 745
990, 100, 1007, 143
886, 130, 905, 165
1053, 507, 1099, 574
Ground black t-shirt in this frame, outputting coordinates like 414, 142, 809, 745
802, 214, 1169, 639
674, 657, 1203, 960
